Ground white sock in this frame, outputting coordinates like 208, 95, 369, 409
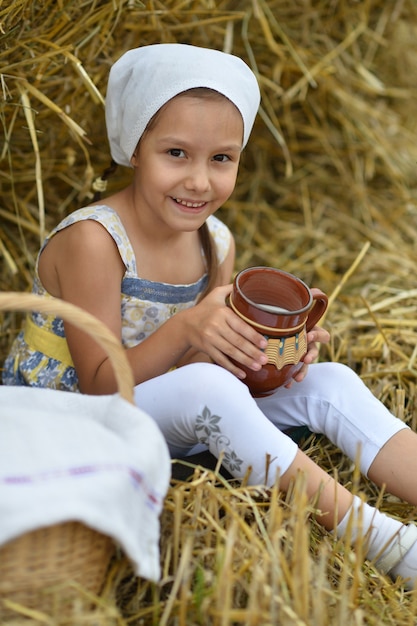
335, 495, 417, 589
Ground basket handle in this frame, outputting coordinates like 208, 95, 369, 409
0, 292, 134, 404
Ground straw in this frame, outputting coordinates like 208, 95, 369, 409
1, 0, 417, 623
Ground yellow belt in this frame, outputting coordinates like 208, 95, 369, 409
24, 315, 74, 367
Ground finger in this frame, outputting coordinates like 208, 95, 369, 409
200, 310, 269, 364
206, 328, 268, 371
208, 346, 252, 379
307, 327, 330, 344
303, 345, 319, 364
225, 309, 268, 351
292, 363, 309, 383
214, 283, 233, 299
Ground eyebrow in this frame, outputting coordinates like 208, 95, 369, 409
157, 137, 242, 152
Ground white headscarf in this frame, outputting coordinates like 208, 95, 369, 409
105, 43, 261, 167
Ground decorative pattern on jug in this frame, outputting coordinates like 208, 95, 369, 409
264, 328, 307, 370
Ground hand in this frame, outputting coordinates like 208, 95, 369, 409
181, 284, 269, 378
286, 324, 330, 387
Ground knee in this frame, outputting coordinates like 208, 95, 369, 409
177, 362, 250, 399
306, 362, 364, 393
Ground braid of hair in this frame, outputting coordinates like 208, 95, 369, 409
92, 159, 118, 201
198, 221, 218, 300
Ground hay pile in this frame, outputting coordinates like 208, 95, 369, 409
2, 0, 417, 623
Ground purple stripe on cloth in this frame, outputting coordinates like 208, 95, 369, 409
1, 463, 162, 509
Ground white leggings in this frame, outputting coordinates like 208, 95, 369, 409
134, 362, 408, 486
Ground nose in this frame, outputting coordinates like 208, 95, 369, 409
184, 162, 210, 193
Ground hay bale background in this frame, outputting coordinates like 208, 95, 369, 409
2, 0, 417, 623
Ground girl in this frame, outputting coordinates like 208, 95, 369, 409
4, 44, 417, 587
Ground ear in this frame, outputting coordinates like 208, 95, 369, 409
130, 151, 138, 167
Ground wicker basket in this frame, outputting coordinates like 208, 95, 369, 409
0, 292, 135, 620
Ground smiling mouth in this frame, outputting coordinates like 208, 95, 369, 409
173, 197, 206, 209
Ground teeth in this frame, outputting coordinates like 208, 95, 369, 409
174, 198, 205, 208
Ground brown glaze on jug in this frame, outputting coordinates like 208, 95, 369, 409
228, 267, 328, 396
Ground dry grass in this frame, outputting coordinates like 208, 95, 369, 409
1, 0, 417, 623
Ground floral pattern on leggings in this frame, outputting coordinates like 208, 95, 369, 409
195, 406, 243, 473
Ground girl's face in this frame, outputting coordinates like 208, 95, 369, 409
131, 93, 243, 233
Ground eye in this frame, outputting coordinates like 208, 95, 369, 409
213, 154, 231, 163
168, 148, 185, 158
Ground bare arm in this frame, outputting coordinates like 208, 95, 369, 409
40, 221, 267, 394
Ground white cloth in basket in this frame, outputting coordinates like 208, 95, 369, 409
0, 386, 171, 582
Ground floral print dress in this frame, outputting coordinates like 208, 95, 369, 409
2, 205, 231, 391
